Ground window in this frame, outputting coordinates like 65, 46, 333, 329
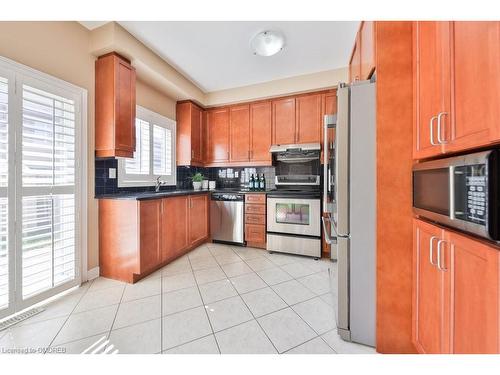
118, 106, 176, 187
0, 55, 86, 319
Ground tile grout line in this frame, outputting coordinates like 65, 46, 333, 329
46, 279, 96, 351
105, 282, 127, 350
185, 248, 222, 354
230, 245, 335, 353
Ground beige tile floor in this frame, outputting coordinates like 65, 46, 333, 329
0, 243, 376, 354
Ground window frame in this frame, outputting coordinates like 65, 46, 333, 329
117, 105, 176, 187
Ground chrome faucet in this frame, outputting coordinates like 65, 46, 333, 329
155, 176, 165, 192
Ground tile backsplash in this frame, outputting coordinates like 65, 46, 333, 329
95, 158, 275, 196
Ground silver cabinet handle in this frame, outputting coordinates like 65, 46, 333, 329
429, 115, 438, 145
437, 112, 449, 144
437, 239, 447, 271
429, 236, 438, 266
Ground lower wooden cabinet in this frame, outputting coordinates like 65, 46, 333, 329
244, 194, 266, 249
413, 218, 500, 353
99, 194, 209, 283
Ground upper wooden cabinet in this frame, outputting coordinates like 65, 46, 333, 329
413, 218, 500, 354
176, 101, 204, 166
95, 52, 136, 158
272, 97, 296, 145
249, 101, 272, 164
349, 33, 362, 83
296, 93, 322, 144
349, 22, 376, 83
206, 107, 230, 164
413, 21, 500, 159
229, 104, 251, 162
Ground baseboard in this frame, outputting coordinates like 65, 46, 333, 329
86, 267, 100, 281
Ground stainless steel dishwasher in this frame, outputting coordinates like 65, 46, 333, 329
210, 193, 245, 245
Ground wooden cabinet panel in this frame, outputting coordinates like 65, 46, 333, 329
245, 203, 266, 215
413, 219, 446, 354
360, 21, 376, 79
250, 101, 272, 163
176, 102, 203, 166
245, 214, 265, 225
447, 22, 500, 152
95, 52, 136, 158
272, 98, 296, 145
447, 231, 499, 353
296, 93, 322, 144
413, 22, 450, 159
245, 224, 266, 244
230, 105, 250, 162
162, 196, 189, 261
189, 194, 209, 245
139, 200, 162, 273
207, 108, 230, 163
349, 33, 362, 83
191, 104, 203, 163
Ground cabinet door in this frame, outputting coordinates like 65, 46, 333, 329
349, 33, 362, 83
207, 108, 230, 163
116, 57, 136, 154
446, 22, 500, 152
230, 104, 250, 162
413, 22, 450, 159
360, 21, 376, 79
413, 219, 446, 354
162, 196, 189, 260
447, 231, 499, 353
189, 195, 208, 245
296, 93, 322, 144
139, 200, 161, 273
250, 101, 272, 163
272, 98, 296, 145
191, 104, 203, 163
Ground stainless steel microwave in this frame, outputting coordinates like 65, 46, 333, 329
413, 149, 500, 241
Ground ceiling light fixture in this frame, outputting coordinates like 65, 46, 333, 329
250, 30, 285, 57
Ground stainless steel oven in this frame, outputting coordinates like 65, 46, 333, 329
413, 149, 500, 241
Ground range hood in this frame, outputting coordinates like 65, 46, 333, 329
270, 143, 321, 163
269, 143, 321, 153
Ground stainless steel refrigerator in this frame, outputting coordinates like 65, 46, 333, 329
322, 80, 376, 347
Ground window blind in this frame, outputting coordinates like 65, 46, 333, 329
125, 118, 150, 175
0, 76, 8, 310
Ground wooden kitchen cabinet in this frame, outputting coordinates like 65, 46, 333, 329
249, 101, 272, 164
413, 218, 500, 353
244, 194, 267, 249
413, 21, 450, 159
176, 101, 204, 166
413, 21, 500, 159
412, 219, 447, 354
229, 104, 251, 162
296, 93, 322, 144
188, 194, 209, 245
95, 52, 136, 158
99, 193, 210, 283
206, 107, 230, 164
360, 21, 376, 80
272, 97, 296, 145
162, 196, 189, 261
349, 33, 362, 83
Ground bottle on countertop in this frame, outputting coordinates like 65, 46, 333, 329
259, 174, 265, 190
250, 174, 255, 190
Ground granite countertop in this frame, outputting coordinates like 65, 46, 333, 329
95, 188, 271, 200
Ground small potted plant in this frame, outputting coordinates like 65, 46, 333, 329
190, 172, 204, 191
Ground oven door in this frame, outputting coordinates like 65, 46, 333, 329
267, 197, 321, 237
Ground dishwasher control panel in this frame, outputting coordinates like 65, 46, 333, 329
211, 193, 245, 201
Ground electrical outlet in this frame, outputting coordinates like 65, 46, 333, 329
108, 168, 116, 179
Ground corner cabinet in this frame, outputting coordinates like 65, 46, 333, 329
176, 101, 204, 166
413, 218, 500, 353
95, 52, 136, 158
99, 194, 209, 283
349, 21, 375, 83
413, 21, 500, 159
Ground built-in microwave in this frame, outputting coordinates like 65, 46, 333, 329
413, 149, 500, 241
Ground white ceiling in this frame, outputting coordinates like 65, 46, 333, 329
114, 21, 360, 93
